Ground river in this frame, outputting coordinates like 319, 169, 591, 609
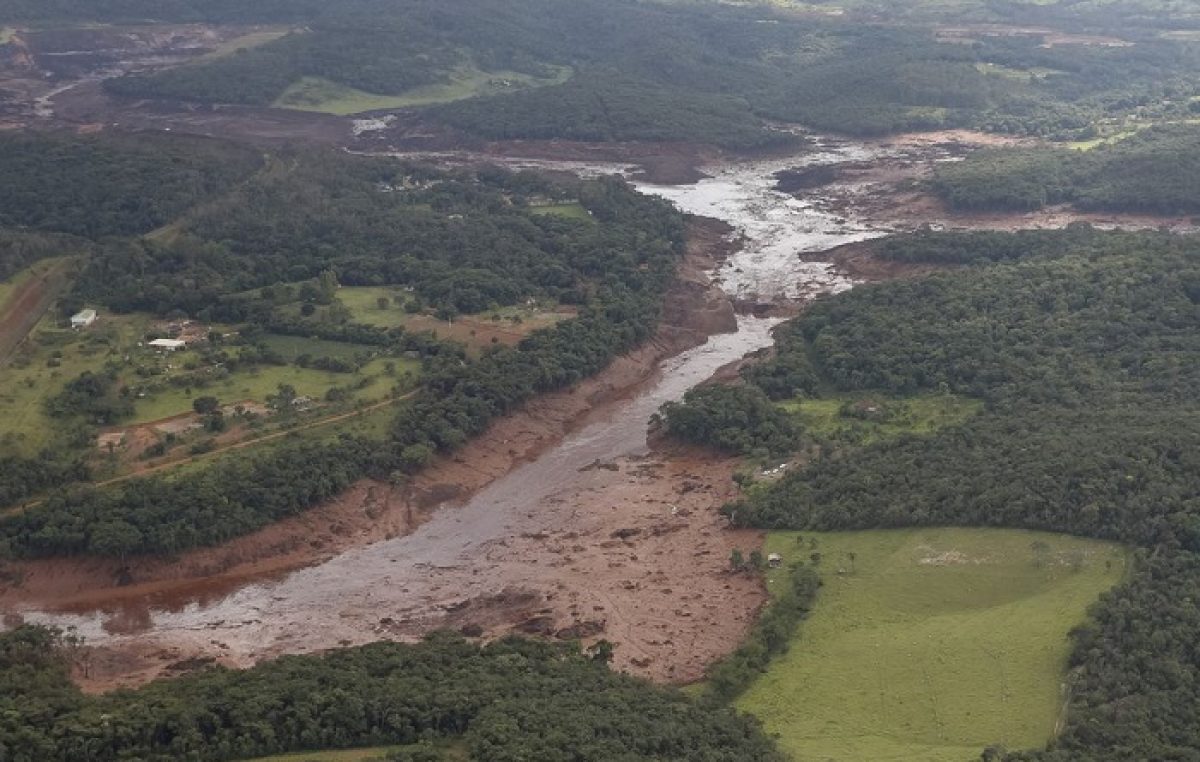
22, 139, 894, 670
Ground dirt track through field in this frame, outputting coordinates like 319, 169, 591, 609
0, 260, 71, 368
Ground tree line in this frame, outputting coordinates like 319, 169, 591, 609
0, 627, 785, 761
697, 229, 1200, 759
933, 124, 1200, 214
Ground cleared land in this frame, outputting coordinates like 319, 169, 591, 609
738, 528, 1127, 761
337, 286, 575, 354
195, 28, 290, 62
242, 743, 466, 761
0, 258, 73, 368
274, 64, 572, 116
779, 392, 982, 443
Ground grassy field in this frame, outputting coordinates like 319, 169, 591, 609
242, 741, 467, 761
195, 28, 290, 62
0, 306, 419, 457
335, 287, 413, 329
529, 201, 592, 220
0, 28, 16, 45
337, 287, 574, 353
738, 528, 1128, 762
780, 392, 981, 443
274, 63, 571, 115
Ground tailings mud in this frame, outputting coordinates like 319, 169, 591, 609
10, 140, 895, 690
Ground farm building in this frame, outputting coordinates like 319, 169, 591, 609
70, 309, 97, 329
148, 338, 186, 351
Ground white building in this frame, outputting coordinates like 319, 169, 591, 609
148, 338, 186, 351
70, 309, 97, 329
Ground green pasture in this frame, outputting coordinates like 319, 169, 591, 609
195, 28, 290, 62
335, 287, 414, 329
128, 356, 415, 424
256, 333, 376, 361
274, 63, 571, 116
529, 202, 592, 220
779, 392, 981, 443
738, 528, 1128, 761
0, 305, 418, 455
0, 317, 116, 454
241, 741, 467, 761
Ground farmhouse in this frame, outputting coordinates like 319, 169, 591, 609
148, 338, 186, 351
70, 309, 97, 329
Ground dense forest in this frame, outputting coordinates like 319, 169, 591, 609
0, 627, 784, 761
11, 0, 1190, 144
0, 133, 688, 557
0, 132, 260, 238
668, 228, 1200, 759
933, 124, 1200, 213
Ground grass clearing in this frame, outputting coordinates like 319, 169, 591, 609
0, 27, 16, 45
337, 287, 575, 354
738, 528, 1128, 762
780, 391, 981, 443
195, 28, 290, 62
529, 201, 592, 220
240, 741, 467, 761
274, 63, 572, 115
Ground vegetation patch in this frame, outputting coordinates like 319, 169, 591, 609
241, 742, 467, 762
0, 630, 785, 761
738, 529, 1127, 762
780, 392, 981, 444
274, 64, 572, 115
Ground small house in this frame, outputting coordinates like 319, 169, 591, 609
148, 338, 186, 351
767, 553, 783, 569
71, 309, 97, 329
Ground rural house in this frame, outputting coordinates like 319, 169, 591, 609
70, 309, 97, 329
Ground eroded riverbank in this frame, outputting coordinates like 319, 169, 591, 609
4, 138, 897, 690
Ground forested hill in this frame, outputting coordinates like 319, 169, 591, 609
7, 0, 1199, 144
933, 124, 1200, 214
661, 228, 1200, 759
0, 627, 785, 761
0, 132, 687, 559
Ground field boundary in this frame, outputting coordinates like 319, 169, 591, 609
0, 259, 72, 368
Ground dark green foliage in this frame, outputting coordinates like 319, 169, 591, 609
0, 230, 89, 282
44, 370, 133, 425
0, 132, 259, 238
715, 229, 1200, 758
659, 384, 802, 457
0, 142, 686, 557
75, 151, 666, 320
0, 628, 785, 762
432, 70, 788, 150
107, 26, 461, 105
934, 125, 1200, 214
704, 562, 821, 702
79, 0, 1200, 143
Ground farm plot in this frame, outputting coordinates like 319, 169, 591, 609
337, 286, 576, 354
738, 528, 1127, 761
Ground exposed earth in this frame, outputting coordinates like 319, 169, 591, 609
1, 28, 1194, 694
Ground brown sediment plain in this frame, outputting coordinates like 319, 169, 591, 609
0, 217, 752, 687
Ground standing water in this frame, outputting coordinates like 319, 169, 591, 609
21, 141, 892, 661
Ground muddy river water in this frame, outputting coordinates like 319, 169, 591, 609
22, 139, 895, 667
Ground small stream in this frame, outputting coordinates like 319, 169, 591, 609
22, 140, 894, 660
